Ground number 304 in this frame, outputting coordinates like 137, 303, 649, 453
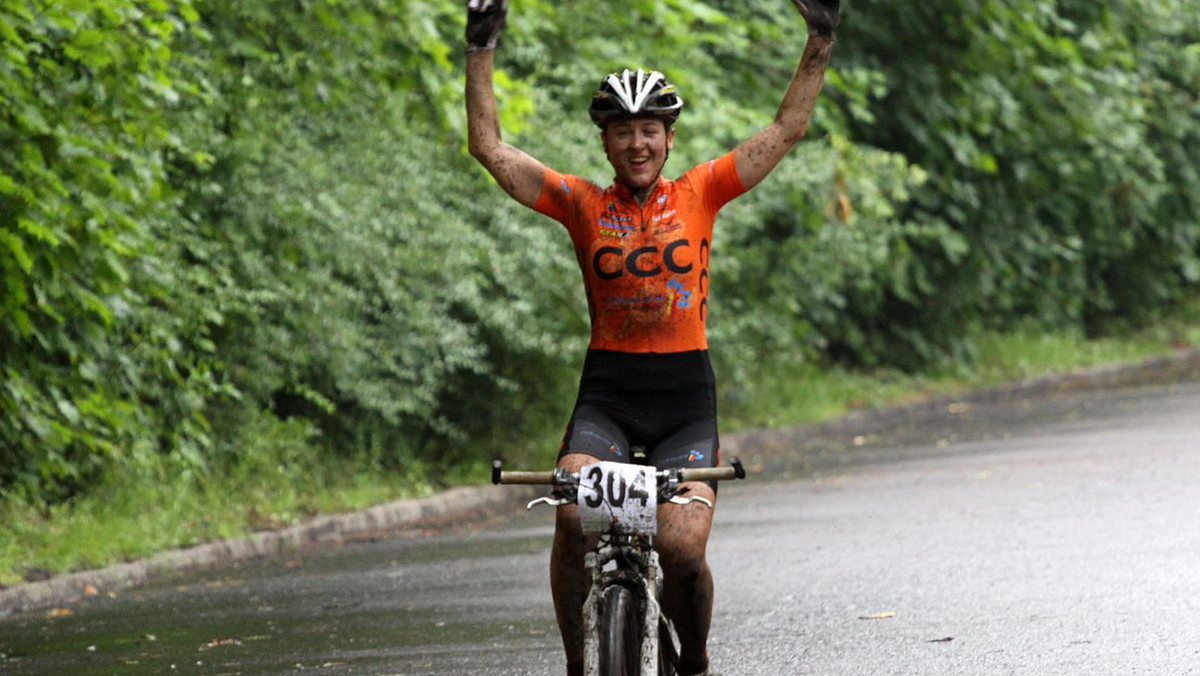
584, 466, 651, 509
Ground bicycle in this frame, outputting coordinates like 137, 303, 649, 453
492, 454, 746, 676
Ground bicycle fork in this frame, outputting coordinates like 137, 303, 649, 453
582, 543, 664, 676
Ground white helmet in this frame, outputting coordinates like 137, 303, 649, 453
588, 69, 684, 129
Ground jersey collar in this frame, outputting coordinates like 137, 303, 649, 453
611, 174, 670, 206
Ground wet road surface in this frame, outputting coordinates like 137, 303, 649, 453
2, 380, 1199, 675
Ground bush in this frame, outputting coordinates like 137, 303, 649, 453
0, 0, 214, 502
838, 0, 1200, 362
2, 0, 1197, 510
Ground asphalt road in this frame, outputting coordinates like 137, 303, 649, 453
2, 380, 1199, 675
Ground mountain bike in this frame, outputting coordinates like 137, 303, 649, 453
492, 455, 746, 676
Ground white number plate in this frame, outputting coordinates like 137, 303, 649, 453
577, 462, 657, 535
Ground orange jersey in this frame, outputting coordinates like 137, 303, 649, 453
533, 152, 747, 353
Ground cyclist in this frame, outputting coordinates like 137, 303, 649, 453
465, 1, 839, 674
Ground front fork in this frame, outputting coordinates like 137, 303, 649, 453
581, 543, 663, 676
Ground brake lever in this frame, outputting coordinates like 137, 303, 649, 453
666, 495, 714, 508
527, 496, 573, 509
526, 467, 581, 509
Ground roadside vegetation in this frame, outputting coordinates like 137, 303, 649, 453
4, 305, 1199, 587
2, 0, 1198, 586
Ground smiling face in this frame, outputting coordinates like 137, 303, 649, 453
602, 117, 675, 199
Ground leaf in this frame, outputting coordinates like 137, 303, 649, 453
0, 230, 35, 272
56, 399, 82, 425
0, 172, 18, 196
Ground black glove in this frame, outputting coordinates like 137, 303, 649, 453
466, 0, 508, 53
790, 0, 840, 40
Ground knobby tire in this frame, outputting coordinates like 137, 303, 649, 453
598, 584, 642, 676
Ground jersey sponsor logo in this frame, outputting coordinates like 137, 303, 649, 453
592, 239, 694, 280
667, 279, 692, 309
604, 203, 634, 221
597, 217, 636, 240
598, 217, 635, 230
577, 428, 623, 457
663, 449, 706, 465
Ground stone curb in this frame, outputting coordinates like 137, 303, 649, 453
723, 347, 1200, 458
0, 484, 537, 617
3, 347, 1198, 617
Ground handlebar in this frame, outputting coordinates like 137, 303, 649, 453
491, 457, 746, 487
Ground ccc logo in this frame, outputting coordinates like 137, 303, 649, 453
592, 239, 709, 280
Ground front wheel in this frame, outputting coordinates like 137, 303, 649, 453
598, 584, 642, 676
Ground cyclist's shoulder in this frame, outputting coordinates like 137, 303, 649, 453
535, 168, 606, 218
674, 151, 746, 211
544, 167, 605, 197
675, 152, 739, 186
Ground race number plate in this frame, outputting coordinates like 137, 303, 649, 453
577, 462, 657, 535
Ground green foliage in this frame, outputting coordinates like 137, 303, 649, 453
202, 104, 585, 469
0, 0, 214, 501
2, 0, 1198, 517
840, 0, 1200, 362
711, 135, 946, 380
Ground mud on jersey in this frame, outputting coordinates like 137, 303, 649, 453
533, 152, 747, 353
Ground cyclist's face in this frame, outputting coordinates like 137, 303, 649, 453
602, 118, 674, 191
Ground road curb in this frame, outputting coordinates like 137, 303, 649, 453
723, 347, 1200, 459
0, 484, 537, 617
3, 347, 1198, 617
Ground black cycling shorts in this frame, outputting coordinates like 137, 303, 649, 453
559, 349, 720, 472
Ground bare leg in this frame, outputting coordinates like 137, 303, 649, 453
550, 453, 596, 676
656, 482, 717, 675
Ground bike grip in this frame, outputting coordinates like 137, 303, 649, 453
497, 469, 558, 485
677, 465, 743, 483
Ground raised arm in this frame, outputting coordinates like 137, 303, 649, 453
732, 0, 840, 190
465, 0, 546, 208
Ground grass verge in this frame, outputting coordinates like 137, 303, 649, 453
2, 298, 1199, 588
722, 304, 1200, 430
0, 460, 433, 589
